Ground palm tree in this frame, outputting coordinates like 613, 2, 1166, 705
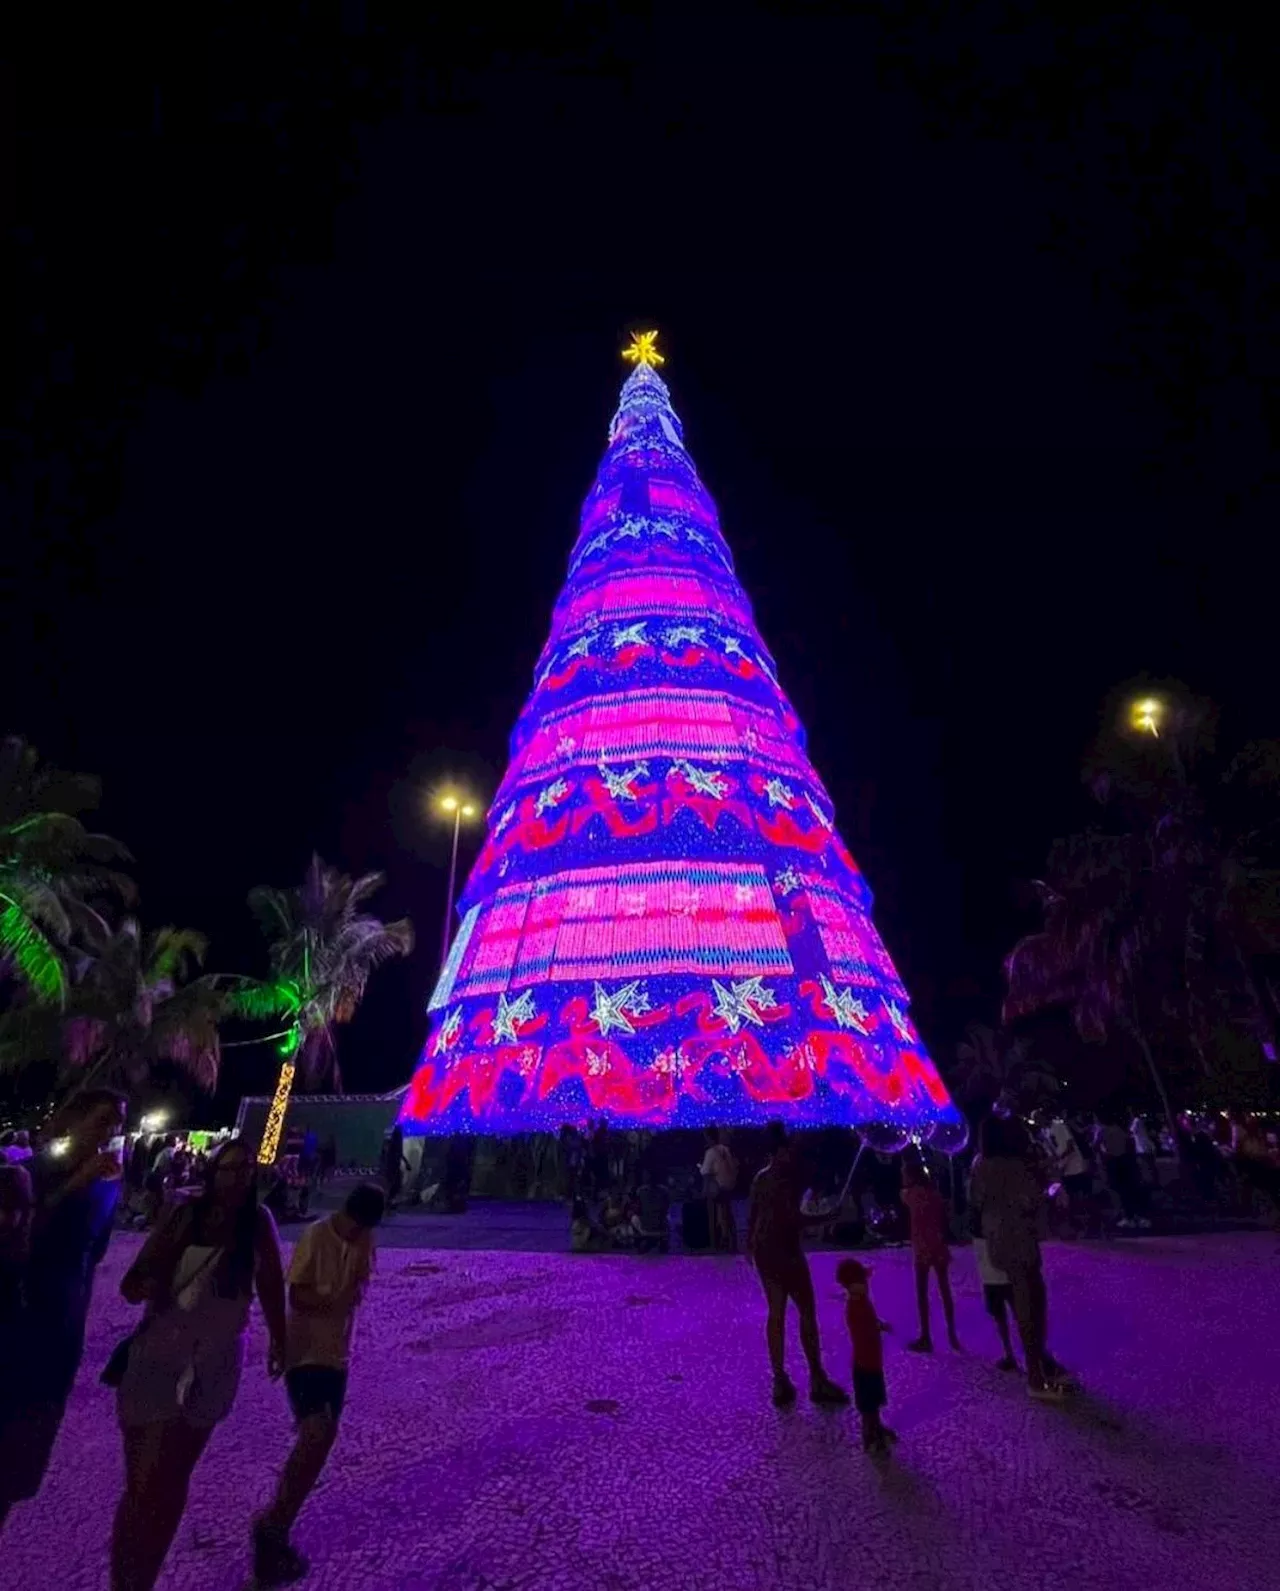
1004, 680, 1280, 1125
0, 916, 229, 1096
242, 856, 413, 1159
0, 736, 132, 1005
949, 1022, 1062, 1117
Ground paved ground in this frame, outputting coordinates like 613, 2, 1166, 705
4, 1233, 1277, 1591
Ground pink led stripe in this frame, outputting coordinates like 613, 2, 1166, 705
448, 862, 795, 995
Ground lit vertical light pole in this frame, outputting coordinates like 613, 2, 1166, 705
438, 795, 477, 969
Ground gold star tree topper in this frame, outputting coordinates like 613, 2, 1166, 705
621, 329, 665, 369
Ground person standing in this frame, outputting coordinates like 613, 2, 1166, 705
699, 1129, 738, 1252
1095, 1115, 1145, 1228
0, 1161, 36, 1526
1041, 1112, 1090, 1234
380, 1125, 406, 1209
836, 1258, 896, 1454
900, 1158, 960, 1352
745, 1121, 848, 1408
969, 1115, 1064, 1402
3, 1089, 126, 1521
109, 1140, 287, 1591
253, 1183, 386, 1586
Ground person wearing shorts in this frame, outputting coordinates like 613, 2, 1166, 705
746, 1122, 847, 1409
254, 1183, 385, 1587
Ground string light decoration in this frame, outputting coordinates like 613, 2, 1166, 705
257, 1059, 297, 1165
399, 351, 963, 1142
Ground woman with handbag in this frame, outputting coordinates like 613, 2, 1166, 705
107, 1139, 287, 1591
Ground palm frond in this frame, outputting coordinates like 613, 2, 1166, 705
0, 899, 68, 1004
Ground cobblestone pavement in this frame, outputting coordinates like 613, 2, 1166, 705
4, 1233, 1276, 1591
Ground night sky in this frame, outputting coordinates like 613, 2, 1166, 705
5, 8, 1275, 1115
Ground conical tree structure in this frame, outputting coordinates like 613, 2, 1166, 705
401, 346, 962, 1140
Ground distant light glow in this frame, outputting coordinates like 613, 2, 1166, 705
399, 354, 961, 1142
1130, 696, 1164, 736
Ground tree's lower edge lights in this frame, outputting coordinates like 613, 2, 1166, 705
400, 352, 962, 1142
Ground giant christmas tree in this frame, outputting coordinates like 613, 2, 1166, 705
401, 335, 962, 1142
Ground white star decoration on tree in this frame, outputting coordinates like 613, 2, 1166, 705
588, 979, 651, 1037
598, 759, 649, 800
650, 517, 679, 540
612, 517, 643, 541
886, 1001, 912, 1042
566, 634, 593, 659
819, 975, 871, 1033
671, 889, 701, 919
710, 976, 778, 1033
684, 528, 712, 550
786, 1040, 818, 1073
610, 621, 648, 650
556, 734, 577, 757
581, 531, 612, 559
662, 624, 705, 648
673, 760, 728, 799
492, 989, 538, 1044
495, 803, 517, 833
763, 777, 795, 808
720, 634, 748, 660
432, 1007, 462, 1055
805, 792, 834, 831
534, 779, 569, 817
774, 866, 803, 895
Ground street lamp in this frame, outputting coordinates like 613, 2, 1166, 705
438, 793, 479, 969
1129, 696, 1164, 737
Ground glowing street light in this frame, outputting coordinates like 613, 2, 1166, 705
437, 792, 479, 970
1129, 696, 1164, 737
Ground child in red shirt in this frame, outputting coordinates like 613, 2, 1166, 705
901, 1159, 960, 1353
836, 1257, 896, 1454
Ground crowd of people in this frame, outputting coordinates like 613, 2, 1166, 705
2, 1091, 1277, 1579
1, 1092, 385, 1589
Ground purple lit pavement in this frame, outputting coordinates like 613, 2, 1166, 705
5, 1232, 1277, 1590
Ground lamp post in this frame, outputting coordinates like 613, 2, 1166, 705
438, 795, 478, 969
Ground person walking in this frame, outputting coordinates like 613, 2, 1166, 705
2, 1090, 126, 1523
252, 1183, 386, 1585
745, 1121, 848, 1409
109, 1140, 287, 1591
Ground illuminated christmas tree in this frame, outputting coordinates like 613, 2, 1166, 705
400, 335, 963, 1142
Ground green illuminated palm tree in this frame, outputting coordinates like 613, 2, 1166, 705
0, 917, 228, 1095
244, 855, 414, 1112
0, 736, 132, 1005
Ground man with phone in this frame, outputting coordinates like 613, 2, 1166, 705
0, 1088, 126, 1524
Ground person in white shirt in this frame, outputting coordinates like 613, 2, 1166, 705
699, 1129, 739, 1252
253, 1183, 385, 1586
